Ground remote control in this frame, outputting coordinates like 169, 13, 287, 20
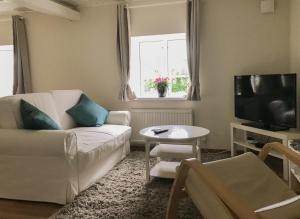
152, 128, 169, 135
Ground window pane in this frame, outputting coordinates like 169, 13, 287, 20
139, 40, 166, 97
167, 39, 189, 97
0, 45, 13, 97
130, 33, 189, 98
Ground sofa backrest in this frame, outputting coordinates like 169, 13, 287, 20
50, 90, 82, 130
0, 93, 61, 129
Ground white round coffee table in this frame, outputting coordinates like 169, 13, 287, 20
140, 125, 210, 182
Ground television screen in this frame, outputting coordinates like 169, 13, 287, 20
234, 74, 297, 129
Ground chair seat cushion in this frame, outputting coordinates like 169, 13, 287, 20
185, 153, 297, 219
67, 94, 108, 127
256, 195, 300, 219
205, 153, 296, 210
186, 169, 235, 219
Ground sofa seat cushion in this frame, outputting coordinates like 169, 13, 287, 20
68, 125, 131, 164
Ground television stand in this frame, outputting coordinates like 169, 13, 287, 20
242, 122, 289, 132
231, 122, 300, 184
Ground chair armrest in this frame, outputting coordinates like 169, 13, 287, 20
258, 142, 300, 166
106, 111, 131, 126
0, 129, 77, 158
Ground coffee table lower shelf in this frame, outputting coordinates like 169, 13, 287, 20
150, 161, 181, 179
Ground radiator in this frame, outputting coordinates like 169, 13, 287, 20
130, 109, 193, 144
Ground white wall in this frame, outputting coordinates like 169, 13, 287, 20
290, 0, 300, 73
290, 1, 300, 73
290, 0, 300, 128
130, 3, 186, 36
0, 20, 12, 45
1, 0, 291, 149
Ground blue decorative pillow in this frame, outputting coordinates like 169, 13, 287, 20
66, 94, 109, 127
20, 99, 61, 130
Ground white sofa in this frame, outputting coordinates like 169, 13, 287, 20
0, 90, 131, 204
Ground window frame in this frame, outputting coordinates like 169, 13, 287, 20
0, 45, 14, 97
130, 33, 189, 100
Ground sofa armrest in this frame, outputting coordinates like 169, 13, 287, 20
106, 111, 131, 126
0, 129, 77, 158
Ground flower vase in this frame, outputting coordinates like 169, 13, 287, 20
157, 87, 167, 98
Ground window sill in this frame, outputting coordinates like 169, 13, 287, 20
135, 97, 188, 101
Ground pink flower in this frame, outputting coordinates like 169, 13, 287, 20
153, 76, 169, 85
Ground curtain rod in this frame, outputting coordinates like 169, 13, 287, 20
125, 0, 187, 9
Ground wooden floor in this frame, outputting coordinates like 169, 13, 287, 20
0, 199, 61, 219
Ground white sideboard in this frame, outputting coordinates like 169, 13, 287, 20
230, 122, 300, 182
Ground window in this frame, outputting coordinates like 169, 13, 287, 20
130, 33, 189, 98
0, 45, 13, 97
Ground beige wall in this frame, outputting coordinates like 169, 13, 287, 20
12, 0, 290, 149
0, 20, 12, 45
290, 0, 300, 127
130, 3, 186, 36
290, 0, 300, 73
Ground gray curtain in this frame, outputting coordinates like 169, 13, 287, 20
117, 4, 136, 101
12, 15, 32, 94
186, 0, 201, 101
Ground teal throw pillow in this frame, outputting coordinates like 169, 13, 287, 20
20, 99, 61, 130
66, 94, 108, 127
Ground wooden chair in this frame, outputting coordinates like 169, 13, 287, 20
166, 142, 300, 219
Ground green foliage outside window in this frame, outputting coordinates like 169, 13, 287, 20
171, 77, 189, 93
144, 79, 156, 91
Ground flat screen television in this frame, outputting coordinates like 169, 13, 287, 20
234, 74, 297, 131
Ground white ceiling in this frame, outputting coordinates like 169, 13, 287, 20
0, 0, 81, 20
56, 0, 177, 8
56, 0, 124, 8
0, 0, 183, 21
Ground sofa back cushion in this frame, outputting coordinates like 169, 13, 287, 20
50, 90, 82, 130
0, 93, 61, 129
20, 99, 61, 130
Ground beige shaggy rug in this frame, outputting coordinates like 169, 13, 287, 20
51, 151, 230, 219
